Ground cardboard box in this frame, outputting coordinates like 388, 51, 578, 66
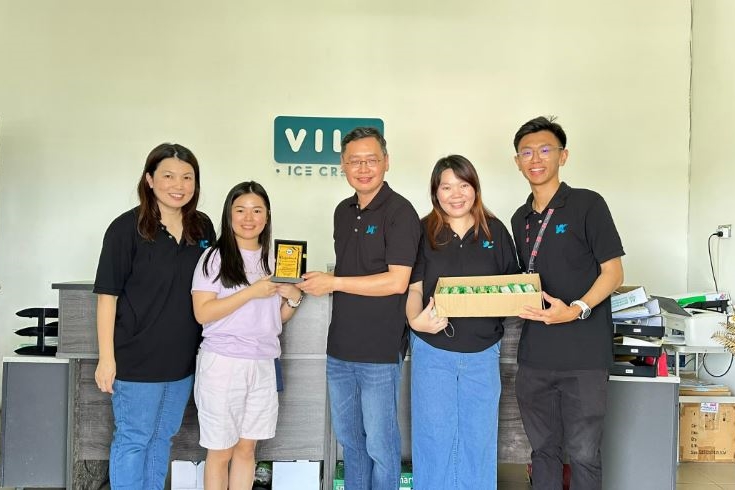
433, 273, 542, 318
272, 461, 321, 490
611, 286, 648, 313
679, 402, 735, 462
171, 460, 205, 490
333, 461, 412, 489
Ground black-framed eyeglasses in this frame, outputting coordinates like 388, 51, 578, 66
344, 158, 383, 169
516, 145, 563, 162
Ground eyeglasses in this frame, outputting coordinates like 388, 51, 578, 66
516, 145, 564, 162
344, 158, 383, 169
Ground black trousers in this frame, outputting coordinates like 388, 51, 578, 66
515, 364, 608, 490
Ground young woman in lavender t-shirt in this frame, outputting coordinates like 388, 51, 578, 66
191, 181, 302, 490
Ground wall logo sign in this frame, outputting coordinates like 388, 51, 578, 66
274, 116, 384, 176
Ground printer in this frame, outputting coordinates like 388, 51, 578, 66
662, 308, 726, 347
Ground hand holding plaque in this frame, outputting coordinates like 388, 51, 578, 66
272, 239, 307, 283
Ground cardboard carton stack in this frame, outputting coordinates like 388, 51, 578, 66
679, 378, 735, 462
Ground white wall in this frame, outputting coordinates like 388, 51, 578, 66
690, 0, 735, 389
0, 1, 692, 384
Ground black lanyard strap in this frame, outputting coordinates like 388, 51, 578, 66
525, 208, 555, 273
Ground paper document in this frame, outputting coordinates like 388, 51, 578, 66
620, 336, 662, 346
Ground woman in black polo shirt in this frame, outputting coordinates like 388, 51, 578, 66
93, 143, 215, 490
406, 155, 520, 490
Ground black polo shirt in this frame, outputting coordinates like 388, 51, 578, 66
411, 216, 520, 352
93, 207, 216, 382
510, 183, 625, 370
328, 182, 421, 363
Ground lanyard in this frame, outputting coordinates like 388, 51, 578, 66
525, 208, 554, 273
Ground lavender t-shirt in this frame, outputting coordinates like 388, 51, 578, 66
192, 247, 281, 359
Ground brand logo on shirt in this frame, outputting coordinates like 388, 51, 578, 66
555, 224, 568, 234
482, 240, 494, 249
366, 225, 378, 235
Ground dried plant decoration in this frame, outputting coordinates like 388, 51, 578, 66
712, 315, 735, 354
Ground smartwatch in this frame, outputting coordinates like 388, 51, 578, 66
570, 300, 591, 320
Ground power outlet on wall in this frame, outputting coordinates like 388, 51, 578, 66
717, 224, 732, 239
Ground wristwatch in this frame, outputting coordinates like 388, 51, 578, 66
287, 295, 303, 308
570, 300, 591, 320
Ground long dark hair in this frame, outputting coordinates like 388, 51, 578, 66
136, 143, 204, 244
425, 155, 493, 250
203, 181, 272, 288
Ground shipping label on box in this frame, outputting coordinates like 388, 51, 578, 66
679, 403, 735, 462
433, 273, 542, 318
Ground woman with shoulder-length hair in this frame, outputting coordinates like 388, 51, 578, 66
406, 154, 520, 490
191, 181, 302, 489
93, 143, 216, 490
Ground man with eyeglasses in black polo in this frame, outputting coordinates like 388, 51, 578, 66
509, 116, 625, 489
298, 126, 420, 490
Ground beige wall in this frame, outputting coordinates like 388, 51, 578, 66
0, 1, 692, 381
689, 0, 735, 388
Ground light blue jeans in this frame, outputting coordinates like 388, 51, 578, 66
410, 333, 501, 490
327, 355, 403, 490
109, 375, 194, 490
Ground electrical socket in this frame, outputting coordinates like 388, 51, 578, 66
717, 224, 732, 239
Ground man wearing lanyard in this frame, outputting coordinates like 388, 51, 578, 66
510, 116, 625, 489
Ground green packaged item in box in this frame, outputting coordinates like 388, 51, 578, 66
335, 460, 413, 489
488, 285, 500, 293
450, 286, 462, 294
499, 285, 512, 293
521, 283, 536, 293
439, 286, 450, 294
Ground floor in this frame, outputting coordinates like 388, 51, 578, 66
2, 462, 734, 489
496, 462, 735, 489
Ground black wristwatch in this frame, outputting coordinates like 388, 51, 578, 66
570, 300, 591, 320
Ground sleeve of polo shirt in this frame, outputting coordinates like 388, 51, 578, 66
493, 218, 522, 275
93, 214, 136, 296
586, 194, 625, 264
201, 212, 217, 245
191, 249, 223, 294
385, 202, 421, 267
409, 228, 427, 284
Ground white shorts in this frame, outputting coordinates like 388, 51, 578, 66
194, 350, 278, 450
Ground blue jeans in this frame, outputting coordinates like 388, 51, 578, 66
410, 334, 501, 490
327, 355, 403, 490
109, 375, 194, 490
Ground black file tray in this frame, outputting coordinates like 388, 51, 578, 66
613, 344, 662, 358
610, 362, 657, 377
613, 323, 665, 338
14, 307, 59, 356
